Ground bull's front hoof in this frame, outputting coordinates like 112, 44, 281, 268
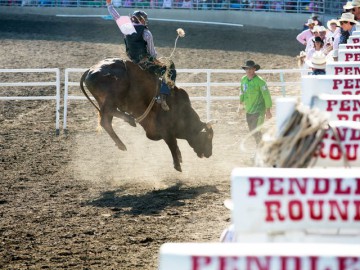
174, 164, 182, 172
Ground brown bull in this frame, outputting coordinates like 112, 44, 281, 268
80, 58, 213, 172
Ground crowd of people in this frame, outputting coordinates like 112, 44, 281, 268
4, 0, 326, 12
296, 1, 360, 75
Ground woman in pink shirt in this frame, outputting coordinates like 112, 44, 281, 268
296, 19, 315, 52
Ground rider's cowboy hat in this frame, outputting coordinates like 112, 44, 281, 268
242, 60, 260, 71
343, 1, 354, 9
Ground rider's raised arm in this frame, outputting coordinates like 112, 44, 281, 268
143, 29, 157, 58
106, 0, 120, 21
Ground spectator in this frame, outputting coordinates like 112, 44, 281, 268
338, 13, 358, 45
239, 60, 272, 145
325, 19, 340, 57
306, 36, 324, 61
343, 1, 353, 12
351, 0, 360, 21
162, 0, 172, 7
311, 13, 322, 26
181, 0, 192, 8
297, 19, 315, 52
306, 51, 326, 75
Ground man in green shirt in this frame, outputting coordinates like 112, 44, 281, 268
239, 60, 272, 144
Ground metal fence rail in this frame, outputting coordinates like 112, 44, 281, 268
0, 68, 61, 135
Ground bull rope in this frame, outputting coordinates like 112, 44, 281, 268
253, 102, 347, 168
135, 97, 156, 123
159, 28, 186, 86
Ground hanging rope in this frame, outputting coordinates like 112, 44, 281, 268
254, 102, 331, 168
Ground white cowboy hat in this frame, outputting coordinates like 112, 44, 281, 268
343, 1, 354, 9
311, 25, 320, 32
327, 19, 340, 30
338, 13, 359, 25
318, 26, 327, 32
305, 19, 315, 26
306, 52, 327, 69
352, 0, 360, 7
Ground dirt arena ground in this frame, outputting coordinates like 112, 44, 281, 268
0, 13, 303, 269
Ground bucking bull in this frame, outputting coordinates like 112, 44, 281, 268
80, 58, 214, 172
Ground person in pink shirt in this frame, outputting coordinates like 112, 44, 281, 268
296, 19, 315, 52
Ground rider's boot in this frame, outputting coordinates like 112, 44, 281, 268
160, 94, 170, 111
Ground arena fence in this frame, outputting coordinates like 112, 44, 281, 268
0, 68, 61, 135
63, 67, 305, 132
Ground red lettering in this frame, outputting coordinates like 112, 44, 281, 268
354, 201, 360, 221
345, 53, 353, 61
335, 67, 343, 75
246, 257, 271, 270
335, 179, 351, 194
219, 256, 239, 270
344, 67, 353, 75
288, 200, 303, 221
268, 178, 284, 195
344, 79, 354, 89
289, 178, 308, 195
265, 201, 285, 222
333, 79, 343, 90
345, 144, 358, 161
350, 129, 360, 140
338, 257, 360, 270
340, 100, 351, 111
355, 179, 360, 194
330, 144, 342, 160
354, 114, 360, 121
353, 38, 360, 43
355, 67, 360, 75
308, 200, 324, 220
326, 100, 337, 111
248, 177, 264, 196
329, 200, 349, 221
281, 257, 301, 270
356, 53, 360, 61
354, 100, 360, 111
191, 256, 212, 270
337, 114, 349, 120
314, 178, 330, 194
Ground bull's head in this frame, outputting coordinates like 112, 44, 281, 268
192, 121, 214, 158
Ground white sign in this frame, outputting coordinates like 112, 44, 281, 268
352, 31, 360, 36
231, 168, 360, 235
301, 75, 360, 105
314, 121, 360, 167
313, 95, 360, 121
326, 62, 360, 75
339, 44, 360, 50
159, 243, 360, 270
347, 36, 360, 44
339, 49, 360, 62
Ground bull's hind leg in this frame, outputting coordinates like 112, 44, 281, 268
100, 112, 127, 151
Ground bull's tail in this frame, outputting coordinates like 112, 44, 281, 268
80, 69, 101, 113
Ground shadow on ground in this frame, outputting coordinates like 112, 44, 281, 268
86, 182, 219, 216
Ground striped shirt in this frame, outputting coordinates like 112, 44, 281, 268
107, 4, 157, 58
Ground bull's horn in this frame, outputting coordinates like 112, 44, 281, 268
206, 120, 216, 129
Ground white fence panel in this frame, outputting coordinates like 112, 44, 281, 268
0, 68, 61, 135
